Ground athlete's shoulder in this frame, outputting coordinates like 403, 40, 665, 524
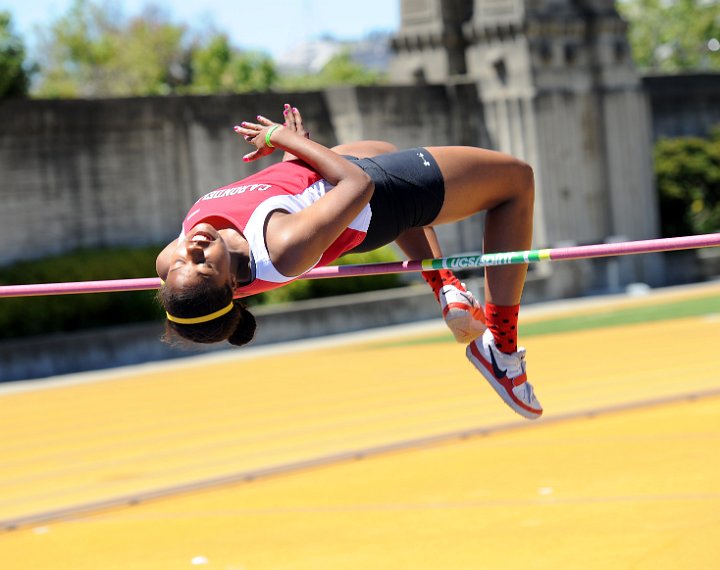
236, 158, 319, 185
252, 158, 314, 173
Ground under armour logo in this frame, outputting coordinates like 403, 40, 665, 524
417, 152, 431, 167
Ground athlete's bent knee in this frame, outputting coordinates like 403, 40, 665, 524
511, 160, 535, 202
371, 141, 399, 155
331, 140, 398, 158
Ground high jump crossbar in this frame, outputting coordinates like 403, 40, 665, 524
0, 233, 718, 299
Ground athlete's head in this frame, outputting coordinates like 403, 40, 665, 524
158, 223, 256, 346
167, 223, 234, 287
158, 280, 256, 346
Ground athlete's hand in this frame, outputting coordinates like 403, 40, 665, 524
281, 103, 310, 161
233, 115, 281, 162
282, 103, 310, 139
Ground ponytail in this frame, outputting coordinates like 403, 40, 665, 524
228, 304, 257, 346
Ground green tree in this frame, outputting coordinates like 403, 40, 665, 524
33, 0, 277, 98
0, 11, 31, 98
188, 34, 276, 94
278, 49, 386, 91
618, 0, 720, 72
654, 128, 720, 237
319, 50, 385, 86
34, 0, 189, 97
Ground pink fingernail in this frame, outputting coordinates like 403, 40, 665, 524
283, 110, 288, 115
243, 157, 250, 162
292, 107, 298, 112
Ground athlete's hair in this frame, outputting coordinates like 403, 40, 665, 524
157, 280, 256, 347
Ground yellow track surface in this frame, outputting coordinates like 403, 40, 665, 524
1, 285, 719, 569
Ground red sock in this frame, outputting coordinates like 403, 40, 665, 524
485, 302, 519, 354
421, 270, 465, 301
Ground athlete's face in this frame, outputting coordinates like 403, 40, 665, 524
165, 224, 234, 290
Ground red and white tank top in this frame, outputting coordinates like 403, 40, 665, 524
181, 160, 372, 298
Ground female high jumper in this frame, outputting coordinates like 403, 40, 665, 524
156, 104, 541, 419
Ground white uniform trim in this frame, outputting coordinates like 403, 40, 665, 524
243, 179, 372, 283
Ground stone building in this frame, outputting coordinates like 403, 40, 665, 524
390, 0, 662, 291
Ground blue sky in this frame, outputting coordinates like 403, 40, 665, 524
5, 0, 400, 58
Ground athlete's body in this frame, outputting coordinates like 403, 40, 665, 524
156, 104, 541, 419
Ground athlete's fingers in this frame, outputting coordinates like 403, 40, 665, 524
287, 105, 310, 138
283, 103, 296, 130
256, 115, 275, 126
243, 149, 259, 162
234, 124, 261, 140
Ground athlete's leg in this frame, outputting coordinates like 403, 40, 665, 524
424, 146, 541, 419
331, 141, 398, 158
394, 227, 441, 259
424, 146, 534, 307
396, 226, 486, 344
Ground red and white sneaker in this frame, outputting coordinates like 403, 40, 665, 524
466, 329, 542, 420
439, 284, 486, 344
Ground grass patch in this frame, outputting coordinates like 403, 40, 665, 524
520, 294, 720, 337
380, 292, 720, 348
0, 246, 165, 339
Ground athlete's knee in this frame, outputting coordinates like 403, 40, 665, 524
510, 159, 535, 203
367, 140, 398, 155
331, 140, 397, 158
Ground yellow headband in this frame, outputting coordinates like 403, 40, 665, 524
165, 301, 234, 325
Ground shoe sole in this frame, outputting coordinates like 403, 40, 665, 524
466, 343, 542, 420
445, 312, 485, 344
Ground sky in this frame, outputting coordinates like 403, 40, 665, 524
4, 0, 401, 59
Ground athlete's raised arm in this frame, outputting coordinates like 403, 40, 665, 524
234, 111, 374, 275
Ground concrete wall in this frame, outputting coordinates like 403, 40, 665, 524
0, 93, 336, 265
5, 76, 717, 270
0, 85, 487, 266
2, 77, 717, 290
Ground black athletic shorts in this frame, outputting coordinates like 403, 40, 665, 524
344, 147, 445, 253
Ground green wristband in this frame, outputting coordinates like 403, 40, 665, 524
265, 125, 280, 148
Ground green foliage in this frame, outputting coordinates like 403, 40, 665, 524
32, 0, 277, 98
278, 50, 386, 91
252, 246, 404, 305
395, 292, 720, 347
34, 0, 188, 97
654, 128, 720, 236
618, 0, 720, 72
187, 34, 276, 94
27, 0, 384, 97
0, 246, 165, 339
0, 245, 405, 339
0, 11, 31, 97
